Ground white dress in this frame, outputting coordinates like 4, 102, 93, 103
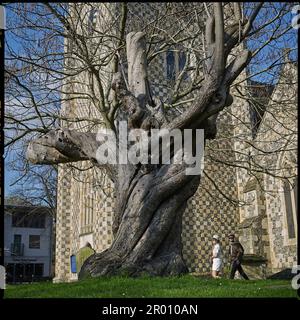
212, 243, 222, 272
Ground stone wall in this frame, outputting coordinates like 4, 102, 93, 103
233, 61, 297, 277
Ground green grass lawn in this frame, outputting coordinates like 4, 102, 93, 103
4, 275, 299, 298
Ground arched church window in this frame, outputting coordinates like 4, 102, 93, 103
283, 178, 297, 239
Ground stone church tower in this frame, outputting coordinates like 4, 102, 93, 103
53, 3, 297, 282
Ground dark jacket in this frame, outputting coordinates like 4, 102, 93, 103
229, 241, 244, 262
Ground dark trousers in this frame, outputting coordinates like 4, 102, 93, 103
230, 260, 249, 280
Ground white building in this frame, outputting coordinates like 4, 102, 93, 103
4, 205, 54, 283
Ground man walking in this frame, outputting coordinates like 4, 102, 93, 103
228, 234, 249, 280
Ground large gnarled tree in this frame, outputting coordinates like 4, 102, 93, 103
25, 3, 263, 277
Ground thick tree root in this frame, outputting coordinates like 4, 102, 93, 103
79, 250, 188, 278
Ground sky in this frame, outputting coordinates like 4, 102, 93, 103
4, 3, 63, 198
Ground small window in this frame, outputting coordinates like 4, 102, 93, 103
11, 235, 23, 256
14, 234, 22, 244
70, 255, 77, 273
29, 235, 40, 249
34, 264, 44, 277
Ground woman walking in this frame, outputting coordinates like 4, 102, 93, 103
211, 235, 222, 278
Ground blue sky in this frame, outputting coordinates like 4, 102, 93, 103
4, 4, 63, 197
4, 151, 19, 195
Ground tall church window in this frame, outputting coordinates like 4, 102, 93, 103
283, 179, 297, 239
166, 50, 175, 81
80, 175, 94, 235
166, 49, 187, 81
293, 177, 297, 213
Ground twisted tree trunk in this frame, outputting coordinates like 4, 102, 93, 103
79, 165, 200, 278
26, 3, 260, 279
